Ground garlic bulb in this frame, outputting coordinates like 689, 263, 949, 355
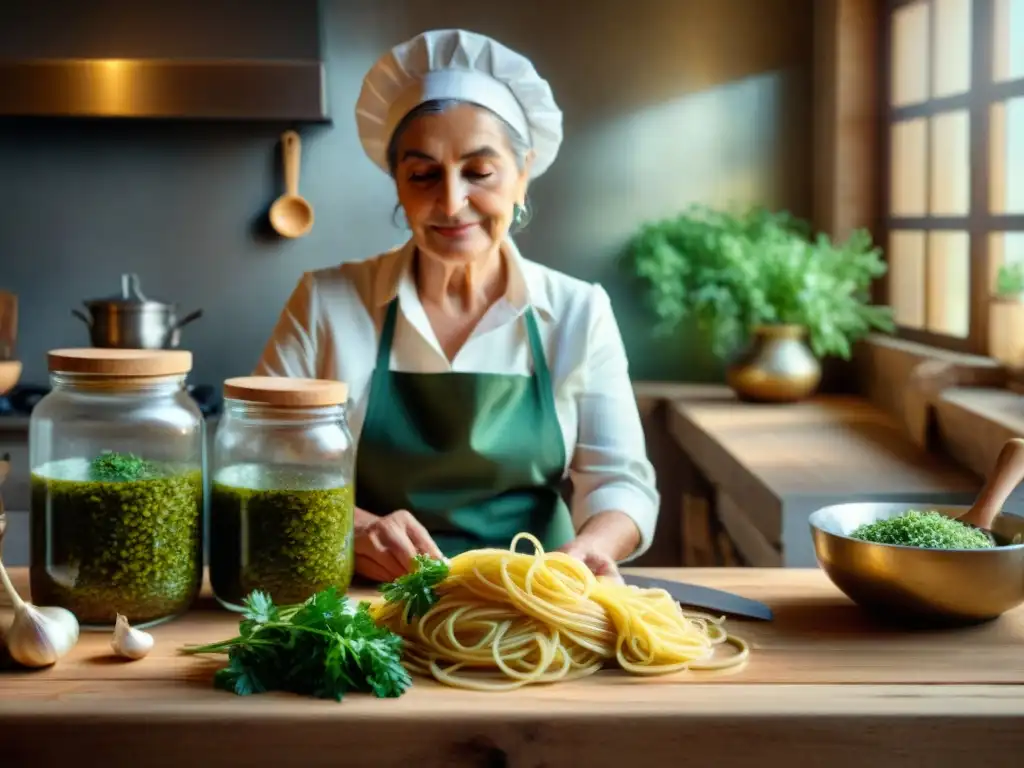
0, 558, 79, 668
110, 613, 154, 660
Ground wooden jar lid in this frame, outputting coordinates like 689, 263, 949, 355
48, 348, 193, 376
223, 376, 349, 407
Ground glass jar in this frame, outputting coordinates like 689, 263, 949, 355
209, 376, 355, 610
29, 349, 205, 630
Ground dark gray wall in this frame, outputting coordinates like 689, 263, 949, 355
0, 0, 814, 388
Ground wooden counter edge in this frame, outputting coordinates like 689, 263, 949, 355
2, 683, 1023, 719
3, 684, 1022, 768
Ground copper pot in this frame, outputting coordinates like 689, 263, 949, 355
725, 324, 821, 403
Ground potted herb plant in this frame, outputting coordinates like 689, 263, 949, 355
994, 262, 1024, 303
625, 204, 895, 403
989, 262, 1024, 369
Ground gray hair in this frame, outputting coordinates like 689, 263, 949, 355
386, 98, 534, 232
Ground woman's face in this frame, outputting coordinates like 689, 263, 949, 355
393, 104, 532, 264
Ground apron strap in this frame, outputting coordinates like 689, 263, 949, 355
523, 308, 555, 408
371, 299, 400, 391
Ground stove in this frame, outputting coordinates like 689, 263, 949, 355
0, 383, 223, 418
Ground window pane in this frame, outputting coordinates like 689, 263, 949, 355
927, 231, 970, 338
990, 97, 1024, 214
989, 232, 1024, 290
994, 0, 1024, 83
890, 119, 927, 216
933, 0, 972, 97
888, 231, 926, 328
892, 1, 930, 106
989, 233, 1024, 363
930, 110, 970, 215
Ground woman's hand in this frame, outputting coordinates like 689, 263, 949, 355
557, 538, 624, 583
556, 510, 641, 583
354, 508, 445, 583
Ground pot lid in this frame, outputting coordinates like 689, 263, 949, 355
83, 273, 174, 308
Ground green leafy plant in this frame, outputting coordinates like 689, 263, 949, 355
994, 262, 1024, 298
625, 204, 896, 360
178, 556, 452, 702
180, 587, 411, 701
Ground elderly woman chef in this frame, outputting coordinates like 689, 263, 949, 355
254, 29, 659, 583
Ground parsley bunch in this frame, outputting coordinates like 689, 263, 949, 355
379, 554, 450, 619
180, 587, 411, 701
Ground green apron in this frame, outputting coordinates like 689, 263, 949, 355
354, 297, 576, 559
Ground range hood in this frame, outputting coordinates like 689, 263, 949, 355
0, 0, 329, 122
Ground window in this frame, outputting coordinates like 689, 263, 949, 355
881, 0, 1024, 354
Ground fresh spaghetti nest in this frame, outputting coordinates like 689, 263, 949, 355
369, 533, 750, 691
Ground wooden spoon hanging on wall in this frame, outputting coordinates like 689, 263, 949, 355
269, 130, 314, 238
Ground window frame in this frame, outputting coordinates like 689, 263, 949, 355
878, 0, 1024, 355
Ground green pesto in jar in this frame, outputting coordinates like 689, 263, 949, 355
29, 452, 203, 628
209, 464, 355, 608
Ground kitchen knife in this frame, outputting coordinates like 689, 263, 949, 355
622, 574, 774, 621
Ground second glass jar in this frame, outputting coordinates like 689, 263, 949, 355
209, 376, 355, 609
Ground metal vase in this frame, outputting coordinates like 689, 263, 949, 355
725, 324, 822, 403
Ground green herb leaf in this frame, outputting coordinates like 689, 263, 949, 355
379, 554, 450, 619
242, 590, 277, 623
362, 636, 412, 698
180, 588, 411, 702
214, 654, 267, 696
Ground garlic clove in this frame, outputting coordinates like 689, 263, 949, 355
37, 606, 80, 647
110, 613, 154, 660
6, 603, 81, 668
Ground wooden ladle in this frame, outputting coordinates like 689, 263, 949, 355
269, 130, 314, 238
959, 437, 1024, 531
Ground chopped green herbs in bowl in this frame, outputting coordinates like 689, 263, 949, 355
849, 509, 995, 550
809, 502, 1024, 625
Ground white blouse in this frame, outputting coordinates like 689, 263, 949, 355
253, 237, 660, 561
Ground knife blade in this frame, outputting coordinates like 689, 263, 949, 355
622, 574, 774, 621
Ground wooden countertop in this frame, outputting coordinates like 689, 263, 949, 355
666, 387, 984, 566
668, 388, 980, 504
2, 567, 1023, 767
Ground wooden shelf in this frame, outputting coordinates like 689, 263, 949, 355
666, 385, 981, 566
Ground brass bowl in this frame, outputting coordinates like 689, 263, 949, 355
809, 502, 1024, 625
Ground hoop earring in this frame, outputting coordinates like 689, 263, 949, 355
512, 203, 525, 227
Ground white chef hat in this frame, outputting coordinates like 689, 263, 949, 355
355, 29, 563, 178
